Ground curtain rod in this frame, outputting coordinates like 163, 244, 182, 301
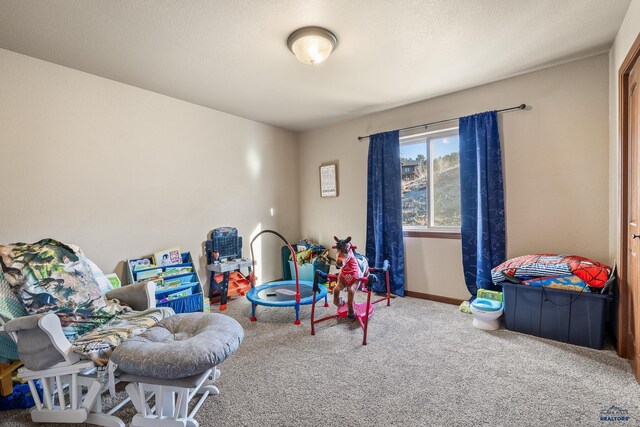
356, 104, 527, 141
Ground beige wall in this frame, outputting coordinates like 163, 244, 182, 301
609, 0, 640, 263
298, 54, 610, 301
0, 45, 614, 302
0, 48, 299, 293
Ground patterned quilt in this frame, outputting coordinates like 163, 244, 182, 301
491, 254, 612, 289
72, 307, 173, 366
0, 239, 130, 339
0, 239, 174, 366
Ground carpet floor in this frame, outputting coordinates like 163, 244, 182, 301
2, 295, 639, 426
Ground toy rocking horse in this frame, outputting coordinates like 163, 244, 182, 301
333, 236, 369, 317
310, 236, 391, 345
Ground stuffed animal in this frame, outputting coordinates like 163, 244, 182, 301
295, 248, 313, 265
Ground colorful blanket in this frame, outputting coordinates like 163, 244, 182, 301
491, 254, 611, 289
0, 239, 130, 339
71, 307, 173, 366
522, 275, 590, 292
0, 239, 174, 367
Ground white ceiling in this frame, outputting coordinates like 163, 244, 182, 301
0, 1, 631, 131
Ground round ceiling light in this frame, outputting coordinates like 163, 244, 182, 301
287, 26, 338, 65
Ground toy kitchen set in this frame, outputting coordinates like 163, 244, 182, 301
205, 227, 252, 310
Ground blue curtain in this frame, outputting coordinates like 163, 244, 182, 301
459, 111, 506, 296
366, 130, 405, 296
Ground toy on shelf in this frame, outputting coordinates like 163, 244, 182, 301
310, 236, 391, 345
206, 227, 253, 311
246, 230, 329, 325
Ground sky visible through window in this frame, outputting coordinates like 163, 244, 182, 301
401, 135, 459, 159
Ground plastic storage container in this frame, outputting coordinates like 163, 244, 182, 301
288, 260, 316, 282
0, 381, 43, 410
501, 282, 613, 349
281, 245, 330, 282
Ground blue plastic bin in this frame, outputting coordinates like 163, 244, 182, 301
501, 282, 613, 349
0, 381, 43, 410
288, 261, 316, 282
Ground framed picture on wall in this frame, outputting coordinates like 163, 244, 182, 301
319, 163, 338, 197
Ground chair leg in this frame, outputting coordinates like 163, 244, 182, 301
127, 383, 143, 413
127, 368, 221, 427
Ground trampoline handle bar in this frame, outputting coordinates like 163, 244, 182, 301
249, 229, 299, 302
249, 229, 290, 247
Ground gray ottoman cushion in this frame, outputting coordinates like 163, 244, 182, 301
111, 312, 244, 379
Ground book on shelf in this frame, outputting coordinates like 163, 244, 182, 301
153, 247, 182, 266
167, 288, 192, 300
163, 266, 193, 277
105, 273, 121, 289
129, 258, 153, 270
136, 268, 163, 281
160, 278, 183, 289
134, 263, 158, 272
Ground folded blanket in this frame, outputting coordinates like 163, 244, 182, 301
522, 275, 590, 293
71, 307, 174, 367
491, 254, 611, 289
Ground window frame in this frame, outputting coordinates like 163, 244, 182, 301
400, 126, 461, 239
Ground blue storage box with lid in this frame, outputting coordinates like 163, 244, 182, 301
126, 252, 203, 313
500, 281, 613, 349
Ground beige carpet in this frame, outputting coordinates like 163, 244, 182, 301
3, 295, 639, 426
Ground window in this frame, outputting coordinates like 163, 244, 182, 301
400, 127, 460, 235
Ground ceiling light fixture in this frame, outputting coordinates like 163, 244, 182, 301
287, 26, 338, 65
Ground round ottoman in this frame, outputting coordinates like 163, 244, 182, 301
110, 312, 244, 427
111, 312, 244, 379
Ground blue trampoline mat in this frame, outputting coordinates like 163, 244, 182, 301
246, 280, 327, 307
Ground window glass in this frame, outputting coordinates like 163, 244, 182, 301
431, 134, 460, 227
400, 140, 427, 226
400, 129, 460, 230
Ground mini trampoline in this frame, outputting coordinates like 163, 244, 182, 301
247, 230, 328, 324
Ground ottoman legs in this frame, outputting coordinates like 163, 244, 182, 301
125, 367, 221, 427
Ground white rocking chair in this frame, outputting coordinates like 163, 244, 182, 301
0, 281, 159, 427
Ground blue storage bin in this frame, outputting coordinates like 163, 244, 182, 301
157, 292, 203, 313
288, 260, 316, 282
501, 281, 613, 349
0, 381, 43, 410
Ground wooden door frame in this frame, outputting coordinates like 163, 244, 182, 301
618, 32, 640, 360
